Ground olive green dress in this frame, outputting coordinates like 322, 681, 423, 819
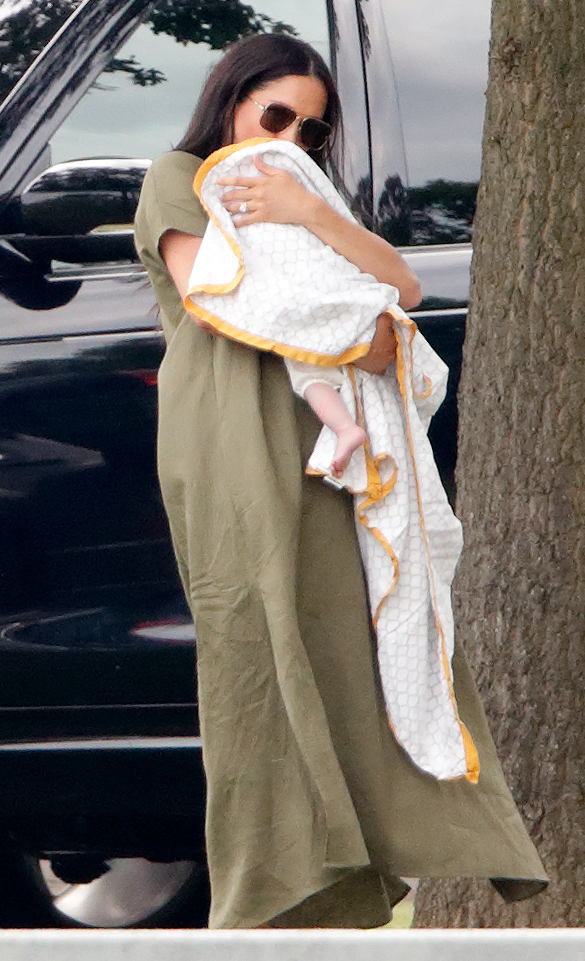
134, 150, 547, 930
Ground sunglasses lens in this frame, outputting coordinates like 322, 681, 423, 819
299, 118, 331, 151
260, 103, 297, 133
256, 101, 332, 150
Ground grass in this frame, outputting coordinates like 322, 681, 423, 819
381, 880, 417, 929
384, 899, 414, 929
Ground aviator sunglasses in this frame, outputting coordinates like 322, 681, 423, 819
249, 99, 332, 151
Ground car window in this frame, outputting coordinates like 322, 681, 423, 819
374, 0, 491, 245
0, 0, 84, 105
50, 1, 330, 165
0, 1, 332, 299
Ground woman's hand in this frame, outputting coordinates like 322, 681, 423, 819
353, 313, 397, 375
219, 156, 316, 227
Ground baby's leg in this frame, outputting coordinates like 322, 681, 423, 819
284, 359, 366, 477
303, 381, 366, 478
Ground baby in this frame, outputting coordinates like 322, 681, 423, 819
284, 359, 366, 478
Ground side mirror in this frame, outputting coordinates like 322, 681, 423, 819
20, 158, 151, 234
6, 158, 151, 265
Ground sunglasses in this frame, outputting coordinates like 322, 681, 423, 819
249, 99, 332, 151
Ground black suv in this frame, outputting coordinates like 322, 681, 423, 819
0, 0, 489, 928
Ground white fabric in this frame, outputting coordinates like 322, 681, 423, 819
186, 139, 476, 782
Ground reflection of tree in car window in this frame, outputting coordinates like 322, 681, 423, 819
0, 0, 83, 104
103, 2, 297, 88
408, 180, 478, 246
147, 1, 296, 51
0, 0, 296, 105
48, 1, 326, 166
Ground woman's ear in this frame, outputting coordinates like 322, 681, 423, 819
221, 111, 234, 148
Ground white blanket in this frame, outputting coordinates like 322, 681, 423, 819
185, 138, 479, 782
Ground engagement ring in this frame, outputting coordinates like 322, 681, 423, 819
238, 201, 248, 213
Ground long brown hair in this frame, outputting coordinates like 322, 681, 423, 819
175, 34, 343, 177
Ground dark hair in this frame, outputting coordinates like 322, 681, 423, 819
175, 34, 343, 177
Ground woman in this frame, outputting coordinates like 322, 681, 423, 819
134, 33, 546, 930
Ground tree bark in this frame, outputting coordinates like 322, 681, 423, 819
414, 0, 585, 928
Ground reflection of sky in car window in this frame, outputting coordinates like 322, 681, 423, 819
380, 0, 491, 185
50, 2, 330, 165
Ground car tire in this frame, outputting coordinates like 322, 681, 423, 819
0, 835, 210, 928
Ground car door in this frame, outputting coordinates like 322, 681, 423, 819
0, 0, 374, 761
0, 0, 171, 616
0, 0, 376, 929
0, 0, 379, 620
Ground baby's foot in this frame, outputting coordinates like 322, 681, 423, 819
331, 424, 367, 478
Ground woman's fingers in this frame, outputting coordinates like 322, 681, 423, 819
217, 174, 264, 189
231, 208, 259, 227
253, 155, 279, 175
353, 313, 397, 375
222, 195, 257, 226
217, 156, 278, 185
221, 188, 254, 205
220, 184, 259, 221
219, 160, 308, 225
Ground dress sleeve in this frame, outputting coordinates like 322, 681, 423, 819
134, 150, 208, 274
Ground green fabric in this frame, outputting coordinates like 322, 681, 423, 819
134, 151, 547, 929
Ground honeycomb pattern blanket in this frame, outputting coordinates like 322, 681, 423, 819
185, 139, 478, 783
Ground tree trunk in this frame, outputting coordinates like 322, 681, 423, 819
414, 0, 585, 928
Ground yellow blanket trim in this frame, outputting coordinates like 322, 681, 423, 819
186, 145, 264, 299
385, 308, 433, 400
415, 374, 434, 400
187, 270, 245, 297
186, 140, 274, 300
347, 367, 401, 624
184, 302, 373, 367
395, 329, 480, 784
307, 319, 479, 783
194, 140, 277, 284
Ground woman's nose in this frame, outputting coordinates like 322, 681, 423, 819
276, 122, 300, 144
